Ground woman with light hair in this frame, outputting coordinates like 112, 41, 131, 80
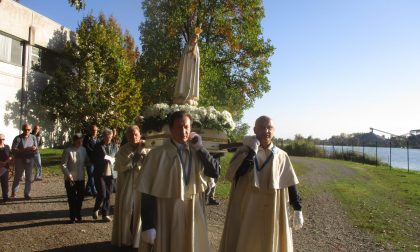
61, 133, 89, 223
31, 125, 44, 181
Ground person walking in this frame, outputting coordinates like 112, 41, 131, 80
138, 111, 220, 251
219, 116, 304, 252
31, 125, 43, 181
83, 124, 99, 196
0, 133, 12, 202
61, 133, 89, 223
11, 123, 38, 200
92, 128, 118, 222
111, 125, 149, 248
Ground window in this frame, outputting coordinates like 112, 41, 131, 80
0, 33, 23, 66
31, 46, 40, 67
30, 46, 63, 76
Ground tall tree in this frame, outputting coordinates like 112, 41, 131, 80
139, 0, 274, 119
68, 0, 86, 11
41, 14, 141, 131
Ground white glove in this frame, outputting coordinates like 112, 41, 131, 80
141, 228, 156, 245
242, 135, 260, 153
189, 132, 203, 151
292, 211, 304, 230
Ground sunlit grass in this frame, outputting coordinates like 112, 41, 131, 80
321, 160, 420, 250
40, 148, 63, 176
215, 152, 233, 199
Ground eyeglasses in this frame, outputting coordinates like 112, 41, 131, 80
24, 129, 31, 131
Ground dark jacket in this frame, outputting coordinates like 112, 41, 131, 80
83, 135, 100, 161
0, 145, 11, 169
92, 141, 118, 177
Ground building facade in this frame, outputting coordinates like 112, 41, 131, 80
0, 0, 72, 146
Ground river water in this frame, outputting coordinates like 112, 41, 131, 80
320, 145, 420, 171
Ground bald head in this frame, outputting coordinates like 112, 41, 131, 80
254, 116, 275, 148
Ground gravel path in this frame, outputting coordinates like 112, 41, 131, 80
0, 157, 394, 251
291, 157, 393, 251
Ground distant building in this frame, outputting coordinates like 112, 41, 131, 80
410, 130, 420, 136
0, 0, 73, 146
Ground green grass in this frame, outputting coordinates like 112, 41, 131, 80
319, 161, 420, 251
40, 148, 63, 176
215, 152, 233, 198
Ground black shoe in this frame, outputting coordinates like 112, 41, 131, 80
24, 195, 32, 200
92, 210, 99, 220
69, 219, 76, 224
76, 217, 82, 223
208, 198, 220, 206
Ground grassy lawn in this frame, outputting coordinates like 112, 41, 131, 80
40, 148, 63, 176
215, 152, 233, 198
321, 160, 420, 251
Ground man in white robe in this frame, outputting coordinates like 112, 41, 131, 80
138, 111, 220, 252
112, 125, 149, 248
219, 116, 304, 252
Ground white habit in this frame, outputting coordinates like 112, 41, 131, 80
219, 143, 299, 252
138, 139, 211, 252
111, 143, 149, 248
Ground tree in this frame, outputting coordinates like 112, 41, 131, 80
68, 0, 86, 11
228, 122, 250, 143
139, 0, 274, 119
41, 14, 141, 132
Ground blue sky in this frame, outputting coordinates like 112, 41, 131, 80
19, 0, 420, 139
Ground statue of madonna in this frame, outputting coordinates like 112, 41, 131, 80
173, 26, 203, 106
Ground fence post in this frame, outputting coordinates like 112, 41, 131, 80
407, 140, 410, 173
362, 143, 365, 164
341, 142, 344, 160
389, 140, 392, 169
375, 141, 378, 167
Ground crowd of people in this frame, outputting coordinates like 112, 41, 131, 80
0, 112, 305, 251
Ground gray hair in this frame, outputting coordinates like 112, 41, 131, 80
125, 125, 140, 137
102, 128, 113, 137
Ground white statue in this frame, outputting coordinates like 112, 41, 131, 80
173, 26, 202, 106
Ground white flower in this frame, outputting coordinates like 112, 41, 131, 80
143, 103, 236, 132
